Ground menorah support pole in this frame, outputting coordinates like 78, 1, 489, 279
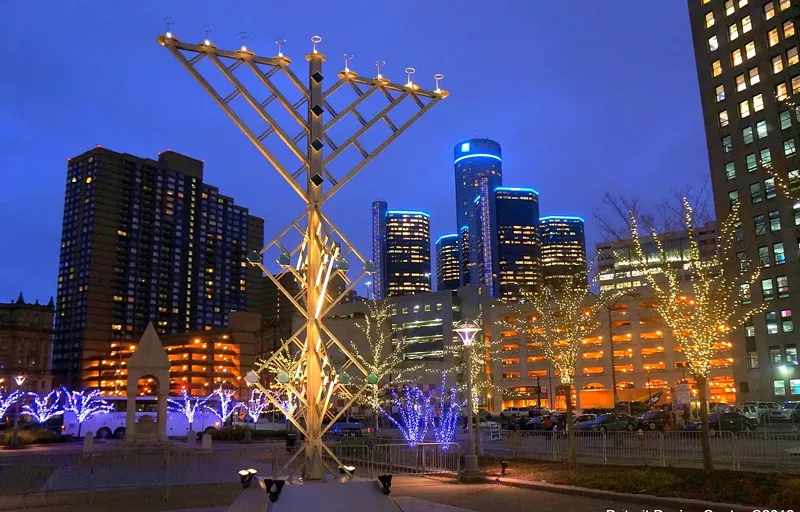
303, 49, 326, 480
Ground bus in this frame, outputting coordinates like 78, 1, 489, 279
62, 396, 221, 439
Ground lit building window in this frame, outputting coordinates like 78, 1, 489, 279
713, 60, 723, 76
742, 14, 752, 33
736, 73, 746, 91
745, 41, 756, 59
789, 47, 799, 66
753, 93, 764, 112
715, 84, 726, 101
749, 66, 760, 84
739, 99, 751, 118
719, 110, 730, 127
705, 11, 715, 28
769, 28, 780, 47
709, 35, 720, 52
725, 0, 735, 15
785, 20, 796, 38
765, 1, 775, 20
728, 23, 739, 40
773, 55, 785, 74
732, 48, 742, 66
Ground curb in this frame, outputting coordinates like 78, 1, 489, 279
475, 476, 755, 512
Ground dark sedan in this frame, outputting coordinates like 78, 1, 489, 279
639, 411, 670, 431
578, 413, 638, 433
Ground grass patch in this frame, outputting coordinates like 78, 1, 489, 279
1, 428, 68, 447
208, 426, 287, 441
480, 456, 800, 506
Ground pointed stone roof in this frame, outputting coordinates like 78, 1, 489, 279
128, 322, 170, 370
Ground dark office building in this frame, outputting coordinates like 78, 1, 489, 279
372, 201, 432, 297
454, 138, 503, 286
688, 0, 800, 400
435, 234, 460, 291
495, 187, 541, 300
474, 184, 541, 299
539, 216, 587, 286
53, 147, 264, 387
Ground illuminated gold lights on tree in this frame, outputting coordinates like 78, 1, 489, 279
628, 197, 764, 471
349, 300, 423, 427
502, 272, 619, 466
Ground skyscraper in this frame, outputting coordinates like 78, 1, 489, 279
474, 183, 541, 298
53, 147, 264, 387
435, 234, 460, 291
494, 187, 541, 300
454, 138, 503, 285
539, 216, 587, 286
688, 0, 800, 400
372, 202, 432, 298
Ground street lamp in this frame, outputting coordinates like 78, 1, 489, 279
454, 319, 481, 477
10, 374, 26, 449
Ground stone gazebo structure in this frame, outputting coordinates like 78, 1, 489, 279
125, 323, 169, 444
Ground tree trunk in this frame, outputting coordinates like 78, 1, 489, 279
697, 375, 714, 471
564, 384, 576, 467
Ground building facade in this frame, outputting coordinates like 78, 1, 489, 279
435, 234, 460, 291
688, 0, 800, 400
53, 147, 264, 387
474, 184, 542, 299
454, 139, 503, 286
539, 216, 587, 286
85, 311, 258, 397
597, 222, 718, 292
372, 202, 432, 297
487, 290, 737, 411
0, 294, 54, 394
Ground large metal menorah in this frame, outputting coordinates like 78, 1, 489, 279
158, 30, 446, 479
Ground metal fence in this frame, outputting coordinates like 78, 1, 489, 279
324, 441, 461, 478
475, 429, 800, 472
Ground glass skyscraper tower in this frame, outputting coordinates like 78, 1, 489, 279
454, 138, 503, 286
372, 201, 432, 298
435, 234, 460, 291
539, 216, 587, 286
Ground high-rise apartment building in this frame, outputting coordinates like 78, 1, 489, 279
0, 294, 54, 394
53, 147, 264, 387
474, 184, 541, 299
372, 201, 432, 297
539, 216, 587, 286
688, 0, 800, 400
454, 139, 503, 286
597, 222, 718, 292
435, 234, 460, 291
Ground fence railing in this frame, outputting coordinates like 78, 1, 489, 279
475, 429, 800, 472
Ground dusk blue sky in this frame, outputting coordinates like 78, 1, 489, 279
0, 0, 709, 302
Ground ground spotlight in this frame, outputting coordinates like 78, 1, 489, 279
338, 464, 356, 476
268, 478, 286, 502
501, 461, 508, 476
238, 468, 257, 488
377, 474, 393, 495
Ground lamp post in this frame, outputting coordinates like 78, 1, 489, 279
10, 374, 26, 449
454, 319, 481, 477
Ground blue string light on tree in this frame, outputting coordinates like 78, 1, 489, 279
245, 389, 268, 423
22, 390, 65, 424
431, 375, 464, 450
0, 390, 23, 420
385, 386, 431, 446
62, 388, 114, 437
167, 389, 210, 431
208, 386, 243, 424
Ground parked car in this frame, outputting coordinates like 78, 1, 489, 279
580, 408, 614, 416
708, 412, 753, 434
617, 402, 648, 416
731, 404, 760, 425
573, 414, 597, 424
477, 409, 493, 421
578, 413, 638, 433
326, 419, 371, 438
770, 401, 800, 422
472, 417, 500, 430
523, 416, 548, 430
500, 407, 530, 419
639, 410, 670, 431
743, 401, 781, 422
